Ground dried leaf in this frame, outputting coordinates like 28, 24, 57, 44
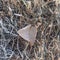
17, 25, 37, 46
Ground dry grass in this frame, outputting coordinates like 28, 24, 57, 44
0, 0, 60, 60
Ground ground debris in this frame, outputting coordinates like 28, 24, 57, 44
0, 0, 60, 60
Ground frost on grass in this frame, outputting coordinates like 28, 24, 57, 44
0, 0, 60, 60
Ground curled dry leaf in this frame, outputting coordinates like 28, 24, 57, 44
17, 25, 37, 46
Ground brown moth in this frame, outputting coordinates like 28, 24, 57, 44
17, 25, 37, 46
